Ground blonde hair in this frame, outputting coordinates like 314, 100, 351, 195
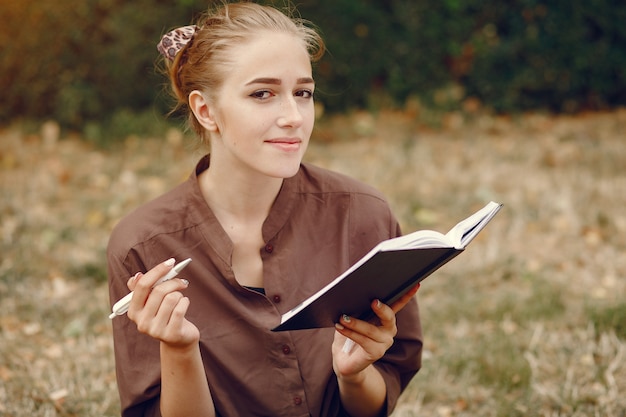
163, 2, 325, 144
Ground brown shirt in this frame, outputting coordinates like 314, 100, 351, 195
108, 156, 422, 417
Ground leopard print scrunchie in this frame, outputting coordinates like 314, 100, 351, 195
157, 25, 198, 61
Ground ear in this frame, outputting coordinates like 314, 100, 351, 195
189, 90, 220, 133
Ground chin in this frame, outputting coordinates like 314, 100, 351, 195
272, 167, 301, 179
265, 160, 302, 179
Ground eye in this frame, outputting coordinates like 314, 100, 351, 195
249, 90, 273, 100
296, 89, 314, 99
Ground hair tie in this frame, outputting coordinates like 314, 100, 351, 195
157, 25, 198, 61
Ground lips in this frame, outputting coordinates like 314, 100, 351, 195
265, 138, 302, 152
265, 138, 301, 145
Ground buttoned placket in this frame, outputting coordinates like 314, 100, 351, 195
262, 239, 310, 415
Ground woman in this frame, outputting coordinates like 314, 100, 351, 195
107, 2, 422, 416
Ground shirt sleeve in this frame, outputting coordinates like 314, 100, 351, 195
108, 241, 163, 417
345, 192, 424, 415
374, 297, 422, 415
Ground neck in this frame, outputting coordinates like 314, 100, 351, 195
198, 161, 283, 223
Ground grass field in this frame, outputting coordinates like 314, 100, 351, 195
1, 108, 625, 416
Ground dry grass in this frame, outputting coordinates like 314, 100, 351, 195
1, 108, 625, 416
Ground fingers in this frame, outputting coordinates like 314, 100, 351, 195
127, 272, 143, 290
389, 283, 420, 314
132, 278, 190, 321
132, 258, 176, 293
335, 301, 395, 357
334, 285, 420, 357
122, 258, 198, 346
128, 258, 174, 311
137, 289, 186, 333
365, 283, 420, 336
168, 295, 191, 325
127, 258, 189, 320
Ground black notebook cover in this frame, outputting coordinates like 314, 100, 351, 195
272, 246, 461, 331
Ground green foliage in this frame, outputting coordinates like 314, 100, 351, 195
463, 0, 626, 112
587, 301, 626, 340
83, 108, 177, 146
297, 0, 626, 112
0, 0, 205, 129
1, 0, 625, 130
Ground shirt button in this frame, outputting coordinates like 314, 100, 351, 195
273, 294, 281, 303
264, 244, 274, 253
293, 396, 302, 406
281, 345, 291, 354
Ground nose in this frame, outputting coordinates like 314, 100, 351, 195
277, 96, 304, 128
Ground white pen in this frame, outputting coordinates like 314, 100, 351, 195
342, 339, 355, 353
108, 258, 192, 319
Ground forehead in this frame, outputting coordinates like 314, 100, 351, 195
221, 31, 313, 84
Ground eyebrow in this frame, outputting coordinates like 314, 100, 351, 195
245, 77, 315, 86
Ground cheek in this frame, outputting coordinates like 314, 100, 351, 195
304, 108, 316, 133
224, 117, 269, 147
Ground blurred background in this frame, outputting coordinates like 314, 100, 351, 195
1, 0, 625, 416
1, 0, 625, 136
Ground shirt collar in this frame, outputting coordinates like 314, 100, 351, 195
191, 153, 298, 249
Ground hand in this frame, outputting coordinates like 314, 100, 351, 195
332, 283, 420, 380
126, 258, 199, 349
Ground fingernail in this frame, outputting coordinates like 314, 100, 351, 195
335, 322, 345, 330
164, 258, 175, 266
375, 299, 382, 309
130, 272, 141, 282
342, 314, 351, 323
181, 279, 189, 286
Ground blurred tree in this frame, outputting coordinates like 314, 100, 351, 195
1, 0, 625, 131
0, 0, 205, 128
464, 0, 626, 112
